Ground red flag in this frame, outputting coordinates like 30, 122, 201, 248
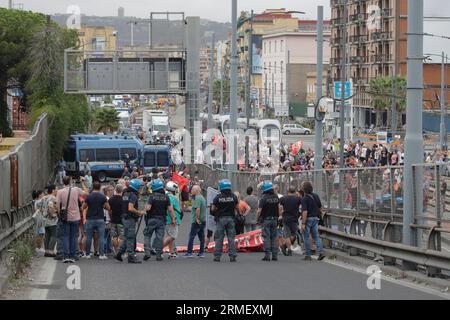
172, 172, 190, 191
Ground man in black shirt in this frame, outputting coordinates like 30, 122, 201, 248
280, 186, 301, 256
211, 179, 239, 262
300, 181, 325, 261
82, 182, 110, 260
108, 184, 124, 255
257, 181, 280, 261
144, 179, 174, 261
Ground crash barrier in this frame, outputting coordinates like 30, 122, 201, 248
0, 202, 35, 255
190, 164, 450, 273
0, 114, 51, 212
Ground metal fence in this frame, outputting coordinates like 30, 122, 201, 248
0, 114, 51, 212
190, 164, 450, 271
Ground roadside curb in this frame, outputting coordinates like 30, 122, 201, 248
0, 265, 11, 296
293, 247, 450, 294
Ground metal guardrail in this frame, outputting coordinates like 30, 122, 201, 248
191, 164, 450, 272
0, 202, 34, 253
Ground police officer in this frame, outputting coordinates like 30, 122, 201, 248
211, 179, 239, 262
256, 181, 280, 261
115, 179, 145, 264
143, 179, 174, 261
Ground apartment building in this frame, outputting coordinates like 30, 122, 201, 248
200, 46, 218, 88
78, 25, 117, 51
330, 0, 407, 128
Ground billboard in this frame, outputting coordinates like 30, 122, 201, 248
252, 35, 263, 75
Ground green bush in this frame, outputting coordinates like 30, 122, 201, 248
6, 240, 33, 280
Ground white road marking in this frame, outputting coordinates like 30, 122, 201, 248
28, 258, 57, 300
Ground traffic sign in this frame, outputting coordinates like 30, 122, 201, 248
334, 81, 351, 100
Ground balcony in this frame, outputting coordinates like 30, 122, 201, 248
349, 13, 368, 23
350, 56, 368, 64
381, 8, 393, 18
371, 31, 393, 41
370, 53, 393, 63
331, 0, 345, 7
354, 77, 369, 86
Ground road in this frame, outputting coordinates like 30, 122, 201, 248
20, 213, 445, 300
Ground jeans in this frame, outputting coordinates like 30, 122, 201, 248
104, 225, 113, 254
44, 225, 57, 252
63, 220, 80, 259
144, 216, 165, 255
244, 224, 256, 233
214, 216, 237, 258
303, 217, 324, 257
56, 220, 64, 257
187, 222, 206, 254
85, 219, 106, 256
119, 217, 137, 256
262, 218, 278, 257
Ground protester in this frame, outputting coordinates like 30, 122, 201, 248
243, 187, 258, 233
56, 176, 88, 263
234, 191, 250, 235
184, 185, 207, 258
108, 184, 125, 254
163, 181, 181, 259
280, 186, 301, 256
43, 185, 58, 257
32, 190, 45, 255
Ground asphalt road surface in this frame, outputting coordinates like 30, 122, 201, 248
20, 211, 445, 300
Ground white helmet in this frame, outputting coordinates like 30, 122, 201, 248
166, 181, 179, 192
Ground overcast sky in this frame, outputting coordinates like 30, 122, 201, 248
2, 0, 450, 22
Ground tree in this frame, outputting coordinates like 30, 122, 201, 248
213, 79, 230, 111
95, 108, 120, 133
369, 77, 390, 128
389, 75, 407, 130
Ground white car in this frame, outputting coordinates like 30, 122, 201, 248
282, 124, 311, 135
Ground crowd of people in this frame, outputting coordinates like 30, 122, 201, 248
31, 164, 327, 263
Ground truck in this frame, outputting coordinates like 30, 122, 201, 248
142, 110, 170, 143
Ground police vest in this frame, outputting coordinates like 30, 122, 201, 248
260, 194, 280, 219
122, 191, 139, 220
147, 192, 170, 217
213, 192, 238, 218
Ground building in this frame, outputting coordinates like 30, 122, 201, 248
330, 0, 408, 128
216, 40, 229, 79
306, 71, 329, 106
78, 25, 117, 51
237, 9, 300, 112
118, 7, 125, 18
199, 46, 218, 89
261, 21, 331, 117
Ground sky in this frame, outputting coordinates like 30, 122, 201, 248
3, 0, 450, 22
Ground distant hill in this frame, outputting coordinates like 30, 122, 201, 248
51, 14, 231, 47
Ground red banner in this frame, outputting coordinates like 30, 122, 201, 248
136, 229, 264, 253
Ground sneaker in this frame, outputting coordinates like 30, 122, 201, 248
271, 256, 278, 261
83, 254, 92, 259
182, 253, 194, 258
63, 258, 71, 263
99, 255, 108, 260
71, 256, 80, 262
197, 253, 205, 258
230, 256, 237, 262
79, 252, 86, 258
169, 253, 177, 259
156, 255, 163, 262
213, 256, 221, 262
150, 249, 157, 256
281, 244, 288, 256
44, 253, 56, 258
128, 258, 142, 264
54, 255, 63, 261
303, 256, 312, 261
262, 256, 271, 261
143, 255, 151, 261
94, 251, 100, 257
318, 253, 326, 261
287, 249, 293, 256
115, 253, 123, 262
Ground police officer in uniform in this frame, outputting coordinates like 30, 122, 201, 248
257, 181, 280, 261
115, 179, 145, 264
211, 179, 239, 262
143, 179, 174, 261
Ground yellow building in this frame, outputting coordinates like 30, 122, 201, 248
78, 25, 117, 51
237, 9, 300, 106
306, 71, 329, 105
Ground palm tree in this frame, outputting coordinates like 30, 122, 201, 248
369, 77, 390, 128
95, 108, 120, 133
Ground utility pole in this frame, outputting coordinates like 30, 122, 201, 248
440, 51, 447, 151
272, 73, 275, 114
338, 0, 348, 209
391, 76, 397, 134
314, 6, 324, 183
403, 0, 424, 265
245, 10, 254, 168
220, 71, 224, 115
207, 33, 216, 130
128, 21, 136, 47
229, 0, 238, 173
9, 0, 13, 9
264, 73, 268, 118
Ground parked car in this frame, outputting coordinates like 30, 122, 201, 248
282, 124, 311, 135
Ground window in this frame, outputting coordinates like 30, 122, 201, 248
269, 41, 271, 54
280, 61, 283, 74
264, 42, 267, 54
157, 151, 170, 167
264, 62, 266, 73
274, 61, 277, 74
63, 143, 76, 162
281, 40, 284, 52
95, 148, 120, 162
79, 149, 95, 162
274, 40, 277, 53
144, 152, 156, 167
120, 148, 137, 161
269, 62, 271, 73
